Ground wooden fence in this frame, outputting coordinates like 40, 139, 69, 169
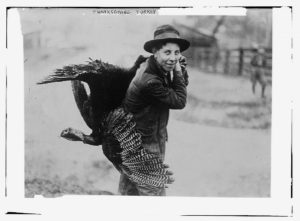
189, 48, 272, 78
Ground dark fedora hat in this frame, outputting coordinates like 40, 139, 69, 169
144, 25, 190, 53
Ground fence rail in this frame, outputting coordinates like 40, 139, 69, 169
189, 48, 272, 78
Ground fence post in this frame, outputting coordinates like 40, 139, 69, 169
204, 49, 209, 71
212, 49, 219, 73
224, 50, 230, 74
198, 49, 202, 69
193, 48, 198, 67
238, 48, 244, 75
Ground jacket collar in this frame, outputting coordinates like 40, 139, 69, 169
145, 55, 171, 86
145, 55, 168, 78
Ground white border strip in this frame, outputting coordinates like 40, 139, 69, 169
6, 9, 24, 198
271, 7, 292, 199
0, 1, 7, 200
1, 0, 297, 7
159, 7, 246, 16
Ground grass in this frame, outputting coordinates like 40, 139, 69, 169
172, 68, 272, 130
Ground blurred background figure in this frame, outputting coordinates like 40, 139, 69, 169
250, 45, 268, 98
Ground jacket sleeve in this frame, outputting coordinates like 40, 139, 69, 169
143, 70, 187, 109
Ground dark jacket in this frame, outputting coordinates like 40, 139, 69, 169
123, 55, 187, 160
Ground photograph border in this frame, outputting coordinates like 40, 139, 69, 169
0, 1, 297, 220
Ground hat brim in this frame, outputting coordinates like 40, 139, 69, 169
144, 38, 190, 53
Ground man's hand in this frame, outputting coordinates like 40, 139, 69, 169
179, 56, 189, 85
174, 55, 187, 72
179, 55, 187, 71
174, 60, 182, 72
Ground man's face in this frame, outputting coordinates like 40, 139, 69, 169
154, 42, 181, 72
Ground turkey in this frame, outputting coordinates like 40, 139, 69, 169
37, 55, 174, 192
